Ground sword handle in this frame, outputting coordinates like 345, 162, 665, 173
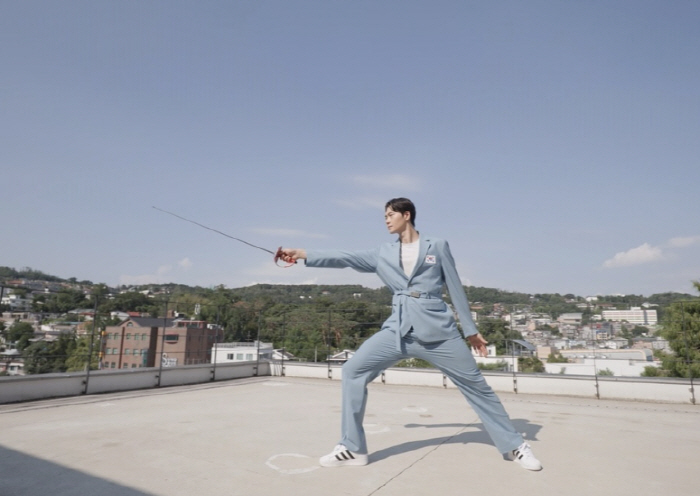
274, 246, 297, 268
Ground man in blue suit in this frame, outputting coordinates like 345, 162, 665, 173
276, 198, 542, 471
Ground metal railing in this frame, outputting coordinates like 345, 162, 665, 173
2, 300, 698, 404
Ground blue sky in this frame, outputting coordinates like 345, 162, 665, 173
2, 1, 699, 297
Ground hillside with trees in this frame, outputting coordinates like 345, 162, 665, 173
2, 266, 699, 376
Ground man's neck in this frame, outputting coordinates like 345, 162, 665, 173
398, 226, 419, 244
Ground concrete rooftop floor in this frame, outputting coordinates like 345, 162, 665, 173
1, 376, 698, 496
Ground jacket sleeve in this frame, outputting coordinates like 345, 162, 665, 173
439, 240, 479, 337
305, 248, 379, 273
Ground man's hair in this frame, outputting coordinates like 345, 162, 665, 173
385, 197, 416, 226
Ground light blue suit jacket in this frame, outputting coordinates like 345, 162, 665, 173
306, 235, 479, 348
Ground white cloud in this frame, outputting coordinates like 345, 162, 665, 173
666, 235, 700, 248
603, 234, 700, 269
603, 243, 664, 268
178, 257, 192, 269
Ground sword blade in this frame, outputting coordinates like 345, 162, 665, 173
152, 206, 276, 255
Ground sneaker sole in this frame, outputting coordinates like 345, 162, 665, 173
319, 456, 368, 467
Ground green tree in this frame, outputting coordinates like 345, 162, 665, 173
39, 289, 89, 314
641, 365, 665, 377
65, 336, 100, 371
477, 318, 521, 355
396, 358, 433, 368
6, 321, 36, 350
99, 291, 158, 315
23, 334, 76, 374
547, 353, 569, 363
659, 282, 700, 378
630, 325, 650, 337
519, 356, 545, 373
477, 361, 508, 371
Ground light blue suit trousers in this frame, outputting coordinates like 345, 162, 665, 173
306, 236, 524, 455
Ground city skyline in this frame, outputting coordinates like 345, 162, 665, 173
2, 1, 699, 297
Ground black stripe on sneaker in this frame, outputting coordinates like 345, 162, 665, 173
335, 450, 356, 461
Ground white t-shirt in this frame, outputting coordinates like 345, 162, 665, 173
401, 241, 420, 277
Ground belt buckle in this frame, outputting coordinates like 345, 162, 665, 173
410, 291, 421, 298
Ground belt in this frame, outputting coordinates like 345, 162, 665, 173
392, 290, 442, 350
394, 290, 441, 299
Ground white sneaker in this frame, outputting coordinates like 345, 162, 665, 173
319, 444, 368, 467
509, 442, 542, 471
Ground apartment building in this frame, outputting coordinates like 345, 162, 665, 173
103, 317, 218, 369
601, 307, 658, 326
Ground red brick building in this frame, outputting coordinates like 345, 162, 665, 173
103, 317, 218, 369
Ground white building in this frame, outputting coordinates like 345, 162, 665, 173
602, 307, 657, 326
546, 347, 657, 377
211, 342, 273, 363
545, 359, 659, 377
328, 349, 355, 364
559, 348, 653, 361
210, 342, 296, 364
1, 293, 31, 311
558, 313, 583, 325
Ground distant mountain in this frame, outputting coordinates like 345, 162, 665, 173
1, 265, 697, 308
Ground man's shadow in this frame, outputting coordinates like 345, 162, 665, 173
369, 419, 542, 463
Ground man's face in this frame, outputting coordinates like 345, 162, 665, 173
385, 207, 411, 234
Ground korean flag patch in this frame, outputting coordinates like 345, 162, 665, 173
425, 255, 436, 264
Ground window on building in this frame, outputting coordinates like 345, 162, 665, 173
236, 353, 244, 360
124, 349, 130, 355
141, 333, 148, 340
227, 353, 234, 360
245, 353, 253, 361
134, 334, 140, 340
126, 333, 131, 340
165, 334, 179, 343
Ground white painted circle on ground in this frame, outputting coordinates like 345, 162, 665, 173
365, 423, 390, 434
266, 453, 319, 474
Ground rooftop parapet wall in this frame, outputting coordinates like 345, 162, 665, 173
1, 361, 695, 405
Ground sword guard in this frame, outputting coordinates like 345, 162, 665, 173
274, 246, 296, 268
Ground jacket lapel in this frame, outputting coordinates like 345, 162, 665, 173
389, 240, 406, 280
408, 236, 431, 282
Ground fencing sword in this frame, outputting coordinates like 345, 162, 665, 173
152, 206, 294, 267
